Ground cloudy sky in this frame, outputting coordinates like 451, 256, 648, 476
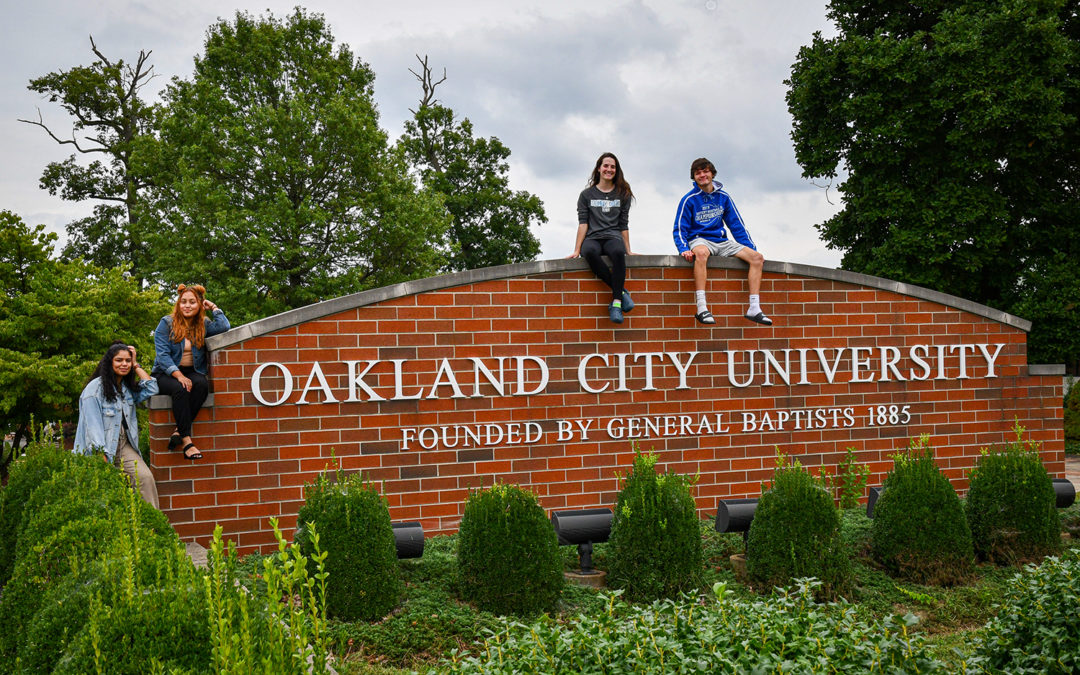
1, 0, 843, 268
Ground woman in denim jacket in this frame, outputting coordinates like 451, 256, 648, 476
152, 284, 230, 460
74, 341, 160, 507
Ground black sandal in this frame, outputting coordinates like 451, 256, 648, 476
168, 432, 182, 450
695, 310, 716, 325
182, 443, 203, 460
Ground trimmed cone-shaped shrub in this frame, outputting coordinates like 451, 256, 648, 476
747, 456, 850, 599
608, 452, 702, 602
457, 483, 564, 615
975, 548, 1080, 674
871, 436, 973, 585
966, 429, 1061, 564
0, 442, 72, 584
296, 467, 403, 621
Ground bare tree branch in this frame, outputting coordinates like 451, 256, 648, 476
407, 54, 446, 115
17, 108, 109, 154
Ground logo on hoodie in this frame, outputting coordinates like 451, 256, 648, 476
694, 203, 723, 226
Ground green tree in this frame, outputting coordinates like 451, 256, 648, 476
20, 37, 158, 285
0, 211, 167, 479
399, 56, 544, 272
146, 9, 450, 323
787, 0, 1080, 366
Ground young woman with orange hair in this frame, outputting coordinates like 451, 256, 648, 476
152, 284, 230, 460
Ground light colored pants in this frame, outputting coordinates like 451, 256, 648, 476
115, 437, 160, 509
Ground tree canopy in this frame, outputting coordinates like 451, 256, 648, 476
20, 38, 158, 285
142, 9, 451, 323
787, 0, 1079, 366
399, 56, 544, 272
0, 211, 168, 477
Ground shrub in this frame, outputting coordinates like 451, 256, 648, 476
966, 428, 1061, 564
607, 452, 702, 602
746, 456, 850, 599
1065, 380, 1079, 454
16, 539, 189, 675
206, 519, 333, 675
0, 442, 72, 584
0, 514, 125, 663
974, 547, 1080, 674
871, 436, 973, 585
436, 580, 948, 674
824, 447, 870, 509
53, 577, 210, 675
457, 483, 563, 615
295, 466, 402, 621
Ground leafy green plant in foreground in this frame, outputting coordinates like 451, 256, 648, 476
436, 579, 947, 674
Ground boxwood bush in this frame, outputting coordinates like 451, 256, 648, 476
746, 456, 850, 599
0, 442, 72, 584
457, 483, 563, 615
966, 429, 1061, 564
871, 436, 973, 585
295, 466, 402, 621
607, 452, 702, 602
1064, 380, 1079, 455
974, 547, 1080, 674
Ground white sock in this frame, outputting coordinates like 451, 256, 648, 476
748, 294, 762, 316
695, 290, 708, 314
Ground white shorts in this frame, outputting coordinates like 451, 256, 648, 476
688, 237, 744, 257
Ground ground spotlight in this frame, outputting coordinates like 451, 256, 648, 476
715, 498, 758, 552
392, 522, 425, 559
551, 508, 612, 575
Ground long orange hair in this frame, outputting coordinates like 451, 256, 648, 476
169, 284, 207, 347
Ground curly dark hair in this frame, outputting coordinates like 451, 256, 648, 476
87, 341, 137, 402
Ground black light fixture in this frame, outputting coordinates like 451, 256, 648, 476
392, 522, 425, 559
550, 508, 612, 575
715, 498, 758, 552
1052, 478, 1076, 509
866, 486, 884, 519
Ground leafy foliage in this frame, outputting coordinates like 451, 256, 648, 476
457, 483, 563, 616
787, 0, 1080, 365
0, 440, 71, 585
436, 580, 947, 674
399, 56, 544, 272
295, 466, 402, 621
205, 520, 332, 675
147, 8, 450, 322
746, 456, 850, 599
966, 428, 1061, 563
20, 37, 158, 283
607, 451, 702, 602
1065, 379, 1079, 454
871, 436, 974, 585
975, 547, 1080, 674
824, 446, 870, 508
0, 211, 167, 477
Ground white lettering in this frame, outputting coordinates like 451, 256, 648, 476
297, 362, 338, 404
251, 362, 294, 406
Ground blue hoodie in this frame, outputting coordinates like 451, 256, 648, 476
672, 181, 755, 254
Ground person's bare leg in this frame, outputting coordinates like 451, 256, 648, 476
692, 246, 715, 323
735, 247, 771, 324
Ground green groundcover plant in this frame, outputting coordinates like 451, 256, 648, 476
974, 547, 1080, 674
435, 579, 946, 674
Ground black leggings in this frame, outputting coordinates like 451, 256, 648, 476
155, 367, 209, 438
580, 237, 626, 302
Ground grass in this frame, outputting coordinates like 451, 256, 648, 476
235, 502, 1080, 674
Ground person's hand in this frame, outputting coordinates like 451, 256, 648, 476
681, 250, 694, 261
128, 346, 137, 367
203, 299, 218, 312
174, 371, 193, 391
566, 250, 580, 258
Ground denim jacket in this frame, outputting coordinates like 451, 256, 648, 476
73, 376, 159, 462
151, 310, 231, 376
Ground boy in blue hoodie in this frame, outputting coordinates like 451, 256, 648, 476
673, 157, 770, 326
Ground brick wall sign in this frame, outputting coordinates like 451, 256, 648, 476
148, 257, 1065, 553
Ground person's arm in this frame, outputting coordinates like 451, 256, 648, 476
128, 347, 159, 404
204, 300, 230, 337
568, 223, 588, 258
74, 391, 106, 455
723, 194, 756, 250
152, 318, 179, 376
674, 194, 695, 259
621, 230, 633, 256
